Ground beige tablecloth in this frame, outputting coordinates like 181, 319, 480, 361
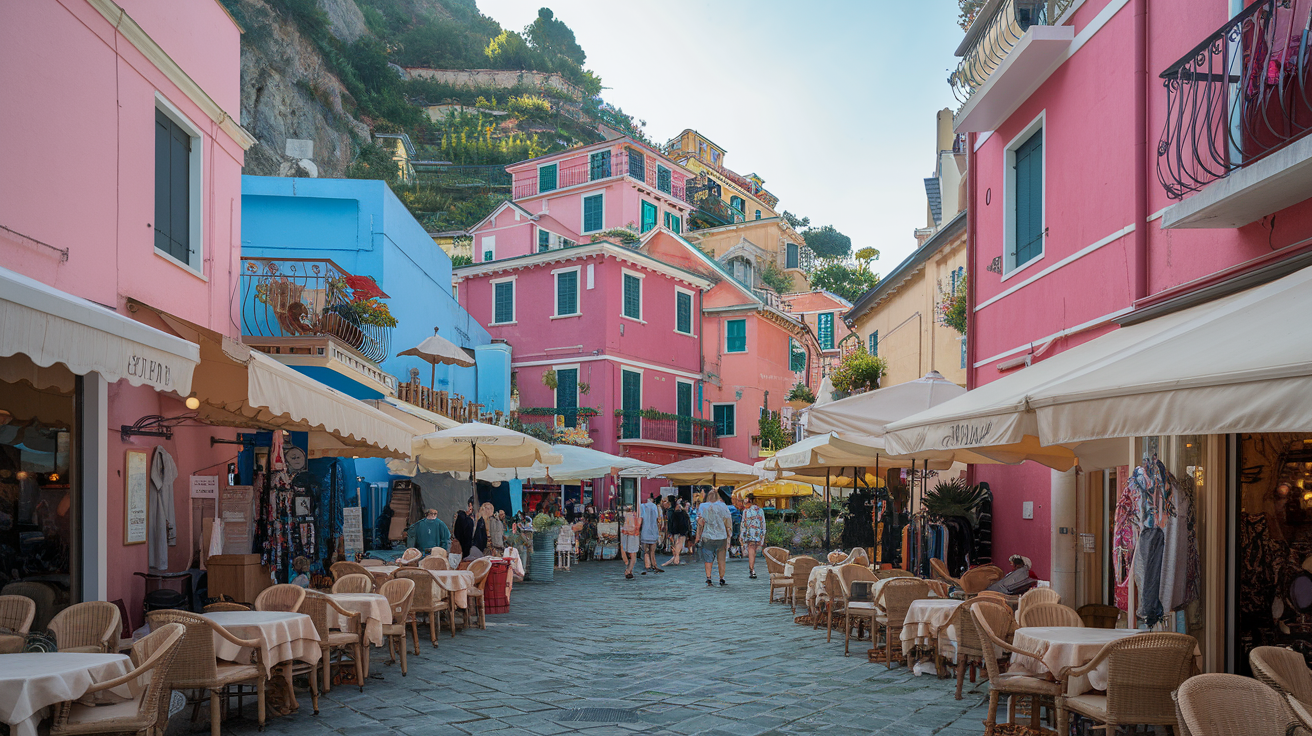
900, 599, 962, 655
202, 611, 322, 676
429, 570, 476, 609
1009, 627, 1144, 695
327, 593, 392, 647
0, 653, 131, 736
802, 565, 836, 611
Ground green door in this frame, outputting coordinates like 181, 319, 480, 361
621, 370, 641, 439
555, 368, 578, 427
1014, 129, 1044, 268
676, 381, 693, 445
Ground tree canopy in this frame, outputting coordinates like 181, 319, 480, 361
527, 8, 586, 66
803, 225, 853, 259
809, 262, 880, 303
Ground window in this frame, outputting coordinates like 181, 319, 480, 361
726, 318, 746, 353
961, 337, 967, 370
755, 209, 761, 220
620, 369, 641, 439
790, 338, 806, 372
555, 269, 579, 316
656, 165, 671, 194
627, 148, 646, 182
623, 273, 642, 320
713, 404, 736, 437
492, 280, 515, 324
582, 193, 604, 233
481, 235, 495, 262
664, 212, 682, 233
1011, 126, 1044, 271
786, 242, 799, 270
589, 150, 611, 180
538, 228, 551, 252
675, 290, 693, 335
640, 200, 657, 233
729, 195, 745, 214
154, 108, 194, 264
818, 312, 834, 350
730, 258, 753, 286
676, 381, 693, 445
555, 367, 578, 427
538, 163, 558, 194
869, 330, 879, 356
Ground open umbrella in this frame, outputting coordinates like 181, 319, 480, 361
400, 422, 563, 497
397, 327, 475, 390
648, 456, 761, 488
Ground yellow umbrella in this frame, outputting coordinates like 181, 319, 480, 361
732, 479, 817, 501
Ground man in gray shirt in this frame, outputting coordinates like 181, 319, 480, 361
639, 493, 664, 574
694, 488, 733, 586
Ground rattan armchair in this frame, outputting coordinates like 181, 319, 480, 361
814, 569, 846, 640
1018, 602, 1084, 628
787, 557, 819, 615
395, 568, 454, 647
1054, 632, 1195, 734
972, 605, 1062, 734
1077, 603, 1121, 629
1250, 646, 1312, 703
873, 578, 931, 668
461, 558, 493, 630
202, 602, 251, 613
924, 579, 950, 598
302, 589, 363, 694
398, 548, 423, 566
1017, 587, 1061, 618
763, 547, 789, 603
331, 574, 374, 595
50, 622, 185, 736
49, 601, 121, 653
873, 568, 917, 580
826, 550, 847, 565
330, 561, 372, 581
960, 565, 1004, 595
253, 584, 305, 613
1173, 673, 1304, 736
379, 578, 415, 676
930, 558, 962, 589
1287, 693, 1312, 734
831, 565, 875, 647
937, 597, 1015, 699
0, 594, 36, 653
145, 610, 266, 736
418, 556, 450, 571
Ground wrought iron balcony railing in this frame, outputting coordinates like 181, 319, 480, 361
512, 149, 688, 202
950, 0, 1076, 103
240, 258, 393, 365
1157, 0, 1312, 199
615, 410, 719, 448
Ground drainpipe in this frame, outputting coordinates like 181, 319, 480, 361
966, 132, 978, 391
1132, 0, 1149, 301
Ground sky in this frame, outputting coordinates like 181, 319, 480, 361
479, 0, 965, 276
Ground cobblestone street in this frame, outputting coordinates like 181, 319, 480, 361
220, 558, 990, 736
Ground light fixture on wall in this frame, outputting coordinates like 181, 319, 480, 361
185, 395, 201, 410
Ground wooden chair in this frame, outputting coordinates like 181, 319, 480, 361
49, 622, 185, 736
331, 574, 374, 595
787, 557, 819, 615
395, 569, 454, 647
145, 610, 266, 736
1173, 674, 1304, 736
379, 578, 415, 676
302, 590, 364, 694
253, 584, 305, 613
873, 578, 931, 668
398, 548, 423, 566
1017, 587, 1061, 618
330, 561, 371, 581
202, 602, 251, 613
0, 595, 36, 653
1055, 632, 1196, 735
937, 597, 1015, 699
972, 605, 1062, 734
419, 556, 450, 571
960, 565, 1004, 595
1018, 602, 1083, 628
1077, 603, 1121, 629
1250, 646, 1312, 703
462, 558, 493, 630
763, 547, 790, 603
49, 601, 121, 653
814, 569, 847, 641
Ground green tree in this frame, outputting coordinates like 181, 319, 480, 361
760, 260, 794, 295
802, 225, 852, 259
809, 262, 879, 302
855, 247, 881, 271
526, 8, 586, 66
958, 0, 986, 30
782, 211, 810, 230
450, 254, 473, 267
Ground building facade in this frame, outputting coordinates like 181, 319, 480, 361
781, 291, 855, 393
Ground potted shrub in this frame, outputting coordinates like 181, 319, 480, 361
528, 513, 565, 582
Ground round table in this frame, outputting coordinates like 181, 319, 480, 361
428, 570, 476, 609
201, 611, 322, 676
901, 599, 962, 656
326, 593, 391, 647
1009, 627, 1143, 695
0, 652, 131, 736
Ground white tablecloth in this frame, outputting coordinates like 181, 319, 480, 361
0, 653, 131, 736
429, 570, 476, 609
327, 593, 391, 647
202, 611, 322, 676
1009, 627, 1145, 695
900, 599, 962, 655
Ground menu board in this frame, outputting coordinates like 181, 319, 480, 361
220, 485, 254, 554
343, 506, 363, 560
124, 450, 149, 545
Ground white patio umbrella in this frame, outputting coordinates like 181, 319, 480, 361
647, 456, 761, 488
460, 444, 656, 483
394, 422, 563, 496
397, 327, 475, 390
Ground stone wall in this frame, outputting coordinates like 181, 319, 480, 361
403, 67, 585, 101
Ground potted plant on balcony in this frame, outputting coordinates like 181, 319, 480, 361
829, 347, 886, 399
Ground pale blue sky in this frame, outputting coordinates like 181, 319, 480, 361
480, 0, 964, 275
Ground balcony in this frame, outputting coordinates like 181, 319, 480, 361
950, 0, 1075, 132
686, 175, 745, 229
616, 410, 719, 450
395, 376, 489, 423
512, 149, 688, 202
1158, 0, 1312, 228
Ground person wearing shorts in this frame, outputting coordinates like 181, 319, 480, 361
620, 505, 640, 579
639, 493, 663, 574
694, 489, 733, 586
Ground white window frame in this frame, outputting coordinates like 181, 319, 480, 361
1003, 111, 1046, 280
480, 234, 496, 263
673, 286, 696, 337
711, 402, 737, 438
620, 367, 643, 417
581, 191, 605, 234
536, 161, 559, 193
551, 362, 581, 414
551, 265, 582, 319
621, 268, 645, 323
675, 378, 695, 424
489, 275, 517, 326
537, 226, 554, 252
725, 317, 748, 354
154, 93, 205, 275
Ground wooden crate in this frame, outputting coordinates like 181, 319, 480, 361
207, 554, 272, 604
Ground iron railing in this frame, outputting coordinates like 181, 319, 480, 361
411, 164, 511, 191
240, 258, 392, 364
615, 411, 718, 448
395, 376, 489, 423
512, 149, 688, 201
950, 0, 1076, 103
1157, 0, 1312, 198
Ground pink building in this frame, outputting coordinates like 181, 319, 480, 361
781, 290, 856, 391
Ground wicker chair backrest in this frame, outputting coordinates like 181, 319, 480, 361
120, 622, 185, 723
300, 589, 333, 639
875, 568, 917, 580
380, 578, 415, 624
49, 601, 120, 651
331, 574, 374, 595
1103, 632, 1197, 725
1018, 602, 1083, 628
971, 602, 1027, 684
1250, 646, 1312, 703
144, 610, 221, 686
1174, 674, 1296, 736
419, 556, 450, 571
930, 558, 960, 586
399, 548, 423, 566
1018, 586, 1061, 615
394, 569, 439, 608
954, 598, 1013, 659
0, 595, 35, 635
790, 557, 819, 588
763, 547, 788, 574
468, 557, 494, 587
255, 583, 306, 613
837, 564, 876, 595
331, 561, 371, 580
960, 565, 1004, 594
1077, 603, 1121, 629
880, 578, 931, 624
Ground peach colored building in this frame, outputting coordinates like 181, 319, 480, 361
781, 291, 855, 393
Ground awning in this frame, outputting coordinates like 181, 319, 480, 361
806, 371, 966, 439
365, 397, 462, 434
0, 266, 198, 394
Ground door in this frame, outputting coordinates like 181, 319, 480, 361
621, 370, 641, 439
676, 381, 693, 445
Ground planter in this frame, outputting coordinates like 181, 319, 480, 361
321, 312, 366, 351
527, 531, 555, 582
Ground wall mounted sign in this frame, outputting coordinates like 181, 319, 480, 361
343, 506, 363, 560
190, 475, 219, 499
124, 450, 149, 545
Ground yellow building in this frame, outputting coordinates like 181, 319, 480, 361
665, 129, 780, 226
683, 218, 812, 293
843, 109, 968, 387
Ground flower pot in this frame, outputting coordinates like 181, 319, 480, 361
529, 532, 555, 582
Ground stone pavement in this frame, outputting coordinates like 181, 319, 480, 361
220, 557, 992, 736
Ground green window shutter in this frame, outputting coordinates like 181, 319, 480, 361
726, 319, 746, 353
656, 165, 671, 194
713, 404, 735, 437
641, 201, 657, 233
538, 229, 550, 252
729, 196, 744, 217
623, 274, 641, 319
555, 368, 578, 427
961, 337, 967, 369
556, 270, 578, 315
671, 215, 681, 234
818, 312, 834, 350
627, 148, 645, 182
755, 210, 761, 220
493, 281, 514, 323
1014, 129, 1043, 268
869, 330, 879, 356
676, 381, 692, 444
589, 151, 611, 180
790, 338, 806, 372
621, 370, 641, 438
155, 109, 191, 263
539, 163, 558, 193
786, 243, 799, 269
583, 194, 603, 232
676, 291, 692, 334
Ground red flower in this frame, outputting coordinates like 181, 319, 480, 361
342, 274, 385, 301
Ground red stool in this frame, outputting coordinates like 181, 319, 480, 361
484, 560, 510, 614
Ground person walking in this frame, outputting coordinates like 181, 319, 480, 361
453, 499, 475, 558
663, 498, 690, 566
687, 492, 701, 558
468, 503, 490, 560
485, 503, 505, 556
406, 508, 451, 553
619, 504, 640, 579
740, 493, 767, 579
693, 488, 733, 587
639, 493, 663, 574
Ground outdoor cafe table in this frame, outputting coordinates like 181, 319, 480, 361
0, 652, 131, 736
1009, 627, 1145, 695
201, 611, 322, 676
326, 592, 391, 647
900, 598, 962, 656
366, 566, 476, 608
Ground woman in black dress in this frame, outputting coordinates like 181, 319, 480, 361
663, 499, 691, 566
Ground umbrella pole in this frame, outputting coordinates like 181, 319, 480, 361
875, 455, 882, 567
824, 470, 831, 551
470, 442, 478, 508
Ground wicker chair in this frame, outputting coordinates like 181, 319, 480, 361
1017, 587, 1061, 618
1018, 602, 1084, 628
1077, 603, 1122, 629
49, 601, 121, 653
378, 578, 415, 676
873, 578, 931, 668
1288, 694, 1312, 733
330, 561, 372, 581
764, 547, 790, 603
1250, 646, 1312, 703
1173, 674, 1303, 736
960, 565, 1004, 595
49, 622, 185, 736
358, 558, 384, 567
398, 548, 423, 566
253, 584, 305, 613
145, 610, 266, 736
461, 558, 493, 630
873, 568, 917, 580
331, 574, 374, 595
426, 547, 449, 560
1054, 631, 1195, 735
930, 558, 962, 589
845, 548, 870, 566
395, 569, 454, 647
937, 597, 1015, 699
419, 556, 450, 571
814, 569, 846, 641
2, 581, 57, 630
0, 595, 36, 653
787, 557, 819, 615
925, 579, 950, 598
826, 550, 847, 565
831, 565, 875, 649
202, 602, 251, 613
301, 589, 363, 694
972, 605, 1063, 734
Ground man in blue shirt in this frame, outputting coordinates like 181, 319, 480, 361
639, 493, 664, 575
406, 508, 451, 553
